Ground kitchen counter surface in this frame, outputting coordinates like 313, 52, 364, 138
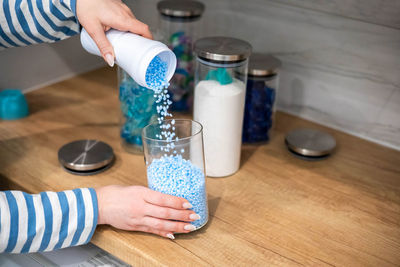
1, 68, 399, 266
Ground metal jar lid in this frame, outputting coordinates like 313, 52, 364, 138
285, 128, 336, 159
248, 53, 281, 76
58, 140, 115, 175
157, 0, 205, 18
194, 36, 252, 63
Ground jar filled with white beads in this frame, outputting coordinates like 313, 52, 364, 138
142, 119, 208, 230
193, 37, 252, 177
156, 0, 205, 111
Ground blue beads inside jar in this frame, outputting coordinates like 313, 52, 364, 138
242, 75, 277, 143
119, 70, 158, 151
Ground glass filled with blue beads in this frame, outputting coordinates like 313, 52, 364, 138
142, 119, 208, 230
118, 67, 158, 154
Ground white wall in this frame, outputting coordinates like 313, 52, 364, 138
1, 0, 399, 150
130, 0, 400, 150
0, 35, 105, 92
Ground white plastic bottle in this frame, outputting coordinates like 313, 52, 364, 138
80, 29, 177, 88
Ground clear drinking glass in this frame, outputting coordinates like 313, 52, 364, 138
142, 119, 208, 230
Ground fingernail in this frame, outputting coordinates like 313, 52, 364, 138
184, 224, 196, 231
166, 233, 175, 240
189, 214, 200, 220
105, 53, 114, 67
182, 202, 192, 209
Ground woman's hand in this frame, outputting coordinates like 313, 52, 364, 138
76, 0, 153, 67
96, 185, 200, 239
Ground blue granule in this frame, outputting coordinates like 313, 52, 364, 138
147, 155, 208, 229
145, 56, 173, 129
146, 56, 169, 91
242, 78, 276, 143
119, 79, 157, 146
145, 56, 177, 148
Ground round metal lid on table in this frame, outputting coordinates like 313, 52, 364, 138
248, 53, 282, 76
194, 37, 252, 62
157, 0, 205, 18
285, 128, 336, 159
58, 140, 114, 175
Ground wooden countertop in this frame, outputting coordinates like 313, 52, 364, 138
1, 68, 399, 266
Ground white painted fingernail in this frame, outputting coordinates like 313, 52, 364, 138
105, 53, 114, 67
166, 233, 175, 240
189, 214, 200, 220
182, 202, 192, 209
184, 224, 196, 231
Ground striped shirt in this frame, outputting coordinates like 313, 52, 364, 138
0, 188, 98, 253
1, 0, 99, 254
0, 0, 79, 50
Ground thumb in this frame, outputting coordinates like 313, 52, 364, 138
85, 23, 115, 67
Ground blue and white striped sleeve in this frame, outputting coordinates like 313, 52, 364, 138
0, 0, 80, 50
0, 188, 98, 253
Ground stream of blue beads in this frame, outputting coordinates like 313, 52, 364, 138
143, 56, 208, 229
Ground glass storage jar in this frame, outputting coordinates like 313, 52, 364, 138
118, 67, 158, 154
242, 54, 281, 143
157, 0, 205, 111
193, 37, 252, 177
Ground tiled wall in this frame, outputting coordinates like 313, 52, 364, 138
131, 0, 400, 150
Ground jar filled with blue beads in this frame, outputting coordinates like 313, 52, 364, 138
157, 0, 205, 112
142, 119, 208, 230
242, 54, 281, 143
118, 67, 158, 153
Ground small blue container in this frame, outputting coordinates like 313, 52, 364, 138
242, 54, 281, 143
0, 89, 29, 120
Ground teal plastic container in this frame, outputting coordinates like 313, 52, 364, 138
0, 89, 29, 120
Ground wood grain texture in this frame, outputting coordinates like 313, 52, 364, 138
1, 68, 399, 266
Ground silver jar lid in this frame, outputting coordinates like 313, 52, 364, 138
157, 0, 205, 18
249, 53, 281, 76
58, 140, 115, 175
285, 128, 336, 158
194, 36, 252, 62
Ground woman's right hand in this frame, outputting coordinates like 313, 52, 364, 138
95, 185, 200, 239
76, 0, 153, 67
